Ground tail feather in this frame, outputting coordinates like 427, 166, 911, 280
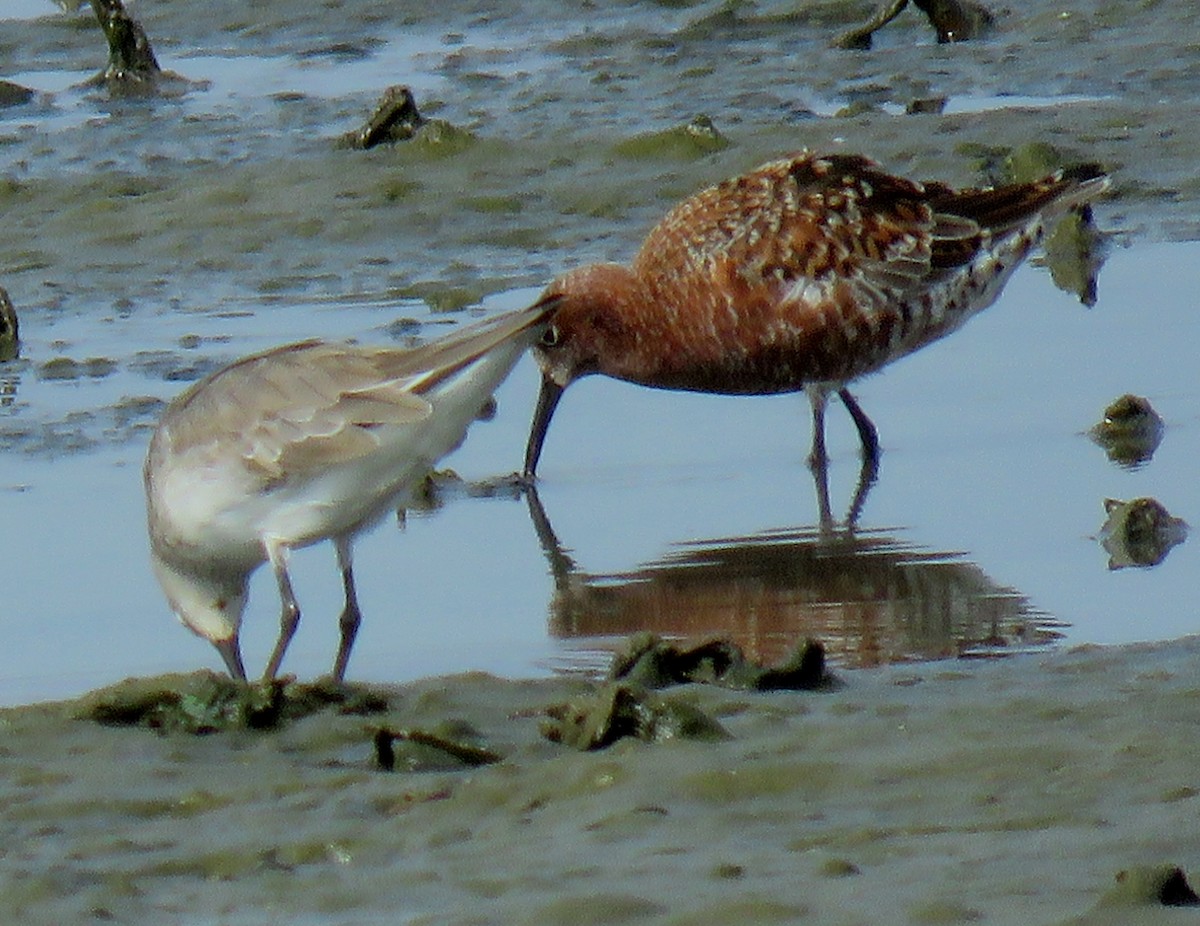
930, 163, 1110, 235
383, 295, 559, 390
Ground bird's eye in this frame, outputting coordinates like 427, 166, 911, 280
540, 325, 560, 348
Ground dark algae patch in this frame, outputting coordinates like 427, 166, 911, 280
540, 635, 833, 750
541, 682, 732, 750
611, 632, 834, 692
78, 671, 390, 734
374, 723, 502, 771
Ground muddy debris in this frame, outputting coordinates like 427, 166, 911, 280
1098, 497, 1187, 570
0, 286, 18, 363
541, 682, 730, 751
399, 464, 522, 523
833, 0, 994, 49
1090, 394, 1164, 467
1083, 865, 1200, 911
77, 671, 390, 734
338, 85, 427, 150
37, 355, 118, 381
1042, 203, 1107, 306
82, 0, 197, 94
612, 632, 834, 692
336, 86, 476, 154
374, 724, 502, 772
540, 634, 832, 751
0, 81, 35, 107
957, 140, 1073, 188
87, 0, 160, 85
612, 114, 731, 161
906, 97, 947, 115
979, 144, 1107, 302
986, 143, 1111, 306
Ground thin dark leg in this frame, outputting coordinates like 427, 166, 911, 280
807, 388, 829, 471
263, 542, 300, 680
331, 537, 362, 682
810, 450, 835, 531
845, 451, 880, 528
838, 388, 880, 463
807, 389, 833, 529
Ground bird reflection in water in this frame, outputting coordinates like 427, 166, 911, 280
526, 486, 1065, 672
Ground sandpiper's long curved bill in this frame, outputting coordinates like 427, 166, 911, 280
523, 375, 564, 480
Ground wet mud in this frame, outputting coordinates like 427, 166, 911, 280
4, 639, 1200, 923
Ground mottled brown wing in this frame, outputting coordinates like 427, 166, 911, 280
636, 152, 983, 310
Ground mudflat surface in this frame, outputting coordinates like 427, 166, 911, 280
3, 638, 1200, 924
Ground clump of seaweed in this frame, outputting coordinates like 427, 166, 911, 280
541, 635, 834, 751
77, 671, 389, 734
541, 683, 731, 750
1099, 497, 1187, 570
611, 632, 833, 691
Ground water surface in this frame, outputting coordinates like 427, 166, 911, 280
1, 0, 1197, 704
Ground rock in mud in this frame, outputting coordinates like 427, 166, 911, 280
0, 81, 35, 107
611, 632, 833, 692
82, 0, 197, 95
338, 85, 426, 150
374, 723, 502, 772
833, 0, 994, 49
1043, 204, 1107, 306
1098, 497, 1187, 570
337, 86, 475, 154
990, 143, 1110, 305
542, 635, 832, 750
1072, 864, 1200, 920
612, 115, 730, 160
1089, 394, 1164, 467
541, 682, 730, 750
0, 286, 18, 362
77, 671, 390, 734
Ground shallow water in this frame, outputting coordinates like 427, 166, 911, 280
1, 0, 1198, 704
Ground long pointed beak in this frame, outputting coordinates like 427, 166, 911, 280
214, 635, 247, 681
523, 375, 565, 481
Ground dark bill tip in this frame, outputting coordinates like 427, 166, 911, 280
214, 635, 247, 681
